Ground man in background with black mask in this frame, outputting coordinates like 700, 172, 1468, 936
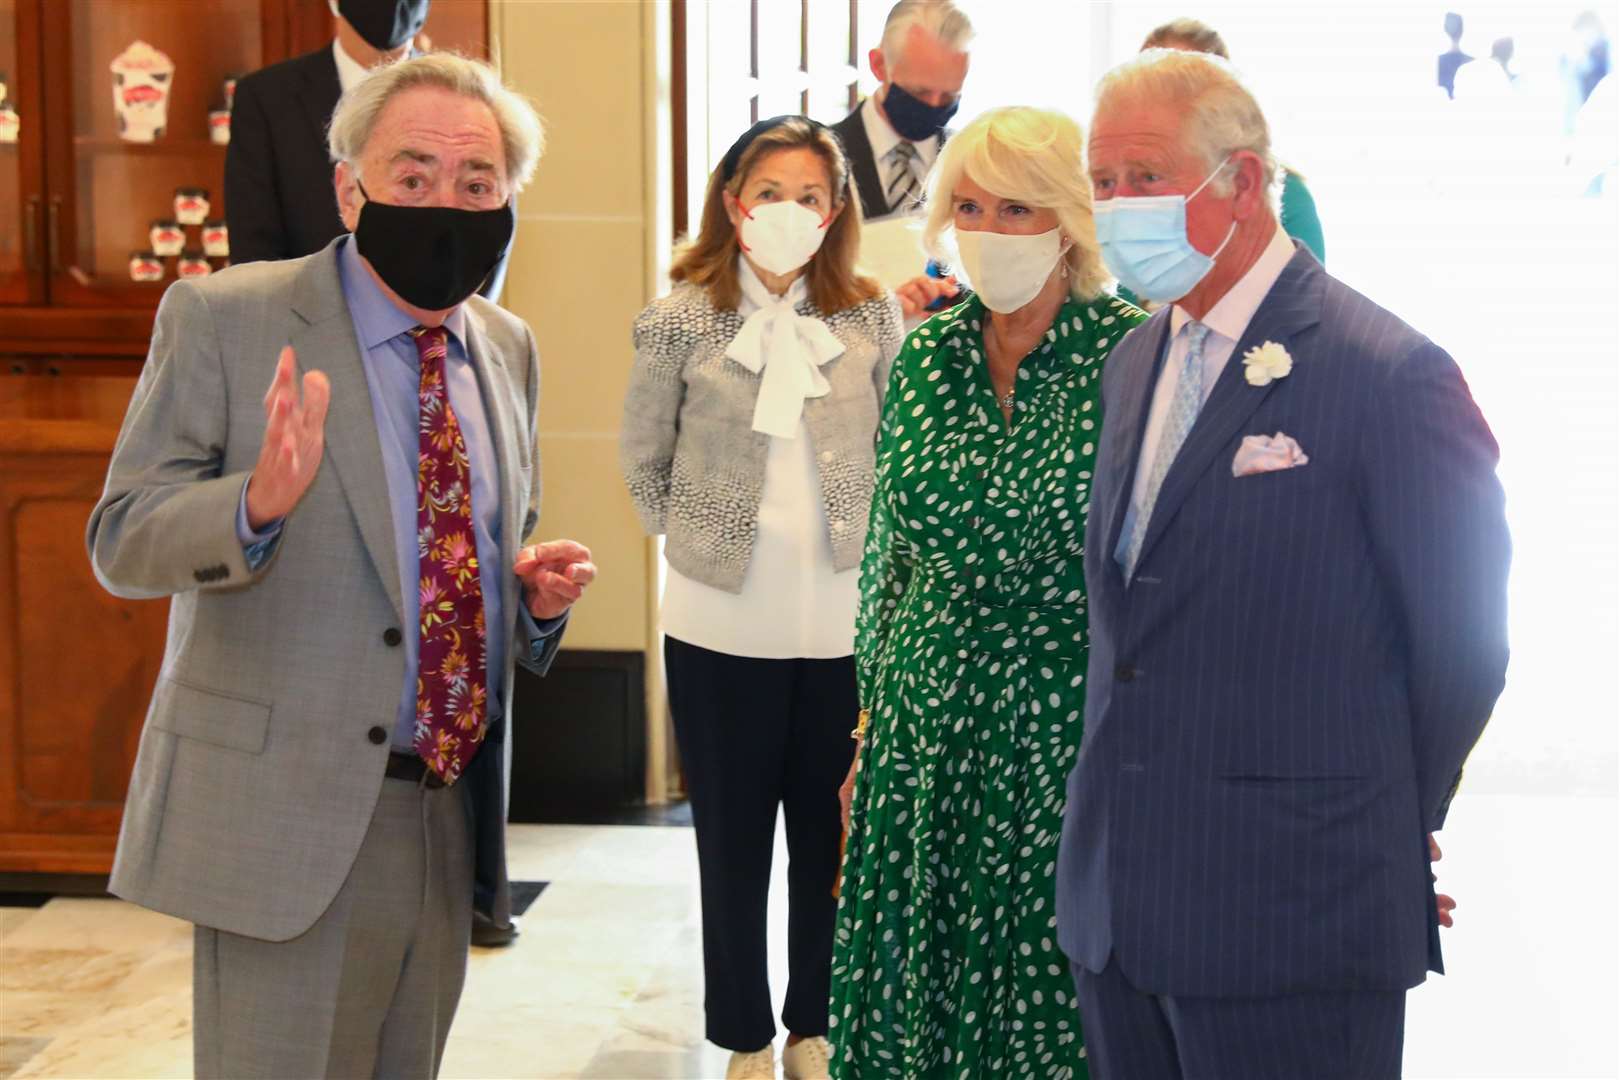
87, 54, 593, 1078
829, 0, 972, 318
226, 0, 512, 301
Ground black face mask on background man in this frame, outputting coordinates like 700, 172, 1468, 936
881, 82, 960, 143
354, 181, 514, 311
337, 0, 431, 52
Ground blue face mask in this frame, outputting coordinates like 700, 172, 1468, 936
1094, 157, 1237, 303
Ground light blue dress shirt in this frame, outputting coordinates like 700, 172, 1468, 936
238, 236, 557, 751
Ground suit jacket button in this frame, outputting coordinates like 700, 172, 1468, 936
1115, 664, 1137, 683
367, 726, 388, 745
383, 627, 402, 647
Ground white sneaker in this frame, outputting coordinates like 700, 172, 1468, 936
781, 1036, 831, 1080
726, 1046, 776, 1079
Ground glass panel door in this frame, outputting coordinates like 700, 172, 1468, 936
43, 0, 262, 306
0, 0, 45, 305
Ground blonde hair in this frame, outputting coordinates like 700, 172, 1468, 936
1141, 17, 1230, 59
670, 119, 882, 314
921, 106, 1110, 301
1094, 48, 1276, 198
880, 0, 976, 64
329, 52, 545, 194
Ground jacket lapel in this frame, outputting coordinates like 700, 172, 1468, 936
287, 240, 404, 623
1100, 309, 1174, 569
461, 307, 524, 633
834, 109, 887, 221
1129, 247, 1326, 577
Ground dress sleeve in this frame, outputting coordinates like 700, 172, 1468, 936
855, 336, 916, 707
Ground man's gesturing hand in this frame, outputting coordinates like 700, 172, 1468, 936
245, 347, 331, 530
515, 540, 596, 620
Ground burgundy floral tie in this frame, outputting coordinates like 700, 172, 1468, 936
411, 326, 488, 784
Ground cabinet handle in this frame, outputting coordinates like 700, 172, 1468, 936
47, 197, 62, 273
24, 197, 41, 272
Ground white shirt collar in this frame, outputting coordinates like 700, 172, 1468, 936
860, 92, 939, 170
332, 38, 370, 94
1171, 222, 1296, 342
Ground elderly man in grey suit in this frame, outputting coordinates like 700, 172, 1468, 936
87, 53, 595, 1079
1055, 49, 1511, 1079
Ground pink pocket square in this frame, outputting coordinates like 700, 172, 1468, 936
1233, 432, 1310, 477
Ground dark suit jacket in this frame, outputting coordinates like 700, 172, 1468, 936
828, 104, 946, 223
225, 46, 509, 300
1055, 245, 1511, 998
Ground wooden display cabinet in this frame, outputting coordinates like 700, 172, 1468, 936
0, 0, 487, 882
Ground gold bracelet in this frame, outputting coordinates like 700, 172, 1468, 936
850, 708, 870, 742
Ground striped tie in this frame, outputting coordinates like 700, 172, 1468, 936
1123, 321, 1212, 578
886, 140, 921, 214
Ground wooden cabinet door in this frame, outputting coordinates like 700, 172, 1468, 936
0, 376, 169, 874
39, 0, 267, 309
0, 0, 47, 305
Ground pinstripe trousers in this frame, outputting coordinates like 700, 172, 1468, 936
1073, 960, 1406, 1080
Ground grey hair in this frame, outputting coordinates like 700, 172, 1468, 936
1094, 48, 1276, 200
327, 52, 545, 194
880, 0, 975, 64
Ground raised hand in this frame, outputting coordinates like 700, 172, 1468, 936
245, 346, 332, 530
514, 539, 597, 620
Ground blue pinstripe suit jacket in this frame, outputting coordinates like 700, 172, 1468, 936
1055, 245, 1511, 997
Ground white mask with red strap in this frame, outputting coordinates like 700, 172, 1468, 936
737, 201, 831, 277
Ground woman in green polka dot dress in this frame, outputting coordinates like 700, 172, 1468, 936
830, 107, 1146, 1079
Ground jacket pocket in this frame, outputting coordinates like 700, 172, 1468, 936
149, 676, 271, 755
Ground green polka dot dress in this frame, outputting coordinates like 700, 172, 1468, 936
830, 292, 1147, 1079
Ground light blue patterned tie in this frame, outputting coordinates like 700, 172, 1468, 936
1123, 321, 1211, 578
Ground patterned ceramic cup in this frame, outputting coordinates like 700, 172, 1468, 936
174, 187, 210, 225
177, 250, 212, 278
110, 41, 175, 143
129, 251, 165, 282
201, 220, 229, 258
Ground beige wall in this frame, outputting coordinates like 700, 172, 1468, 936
492, 0, 672, 797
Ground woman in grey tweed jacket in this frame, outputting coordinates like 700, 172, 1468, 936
619, 115, 902, 1080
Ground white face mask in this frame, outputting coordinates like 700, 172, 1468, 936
953, 227, 1066, 313
737, 200, 830, 277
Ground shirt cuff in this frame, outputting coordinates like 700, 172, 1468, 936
236, 476, 284, 571
518, 605, 567, 662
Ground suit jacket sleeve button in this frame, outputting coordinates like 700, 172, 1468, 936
367, 726, 388, 745
383, 627, 402, 647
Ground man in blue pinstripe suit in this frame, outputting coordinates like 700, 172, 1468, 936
1055, 50, 1511, 1079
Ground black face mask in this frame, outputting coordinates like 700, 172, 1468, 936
354, 182, 514, 310
338, 0, 430, 52
882, 82, 959, 142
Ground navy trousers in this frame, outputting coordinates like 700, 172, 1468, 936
1073, 960, 1407, 1080
665, 637, 857, 1052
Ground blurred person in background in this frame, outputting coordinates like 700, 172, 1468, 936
829, 0, 974, 319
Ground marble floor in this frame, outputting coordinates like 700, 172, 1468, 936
2, 794, 1616, 1078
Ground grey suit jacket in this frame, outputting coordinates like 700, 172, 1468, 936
87, 239, 558, 941
1055, 245, 1511, 996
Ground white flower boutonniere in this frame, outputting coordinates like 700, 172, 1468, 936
1243, 341, 1293, 387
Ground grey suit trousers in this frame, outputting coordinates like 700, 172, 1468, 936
193, 777, 473, 1079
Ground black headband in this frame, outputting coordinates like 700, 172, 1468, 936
719, 114, 836, 183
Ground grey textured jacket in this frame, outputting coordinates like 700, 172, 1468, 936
621, 281, 904, 592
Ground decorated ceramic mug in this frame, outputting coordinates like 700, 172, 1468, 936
208, 109, 231, 145
177, 250, 212, 278
129, 251, 165, 282
110, 41, 175, 143
174, 187, 210, 225
201, 220, 230, 258
149, 219, 185, 256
